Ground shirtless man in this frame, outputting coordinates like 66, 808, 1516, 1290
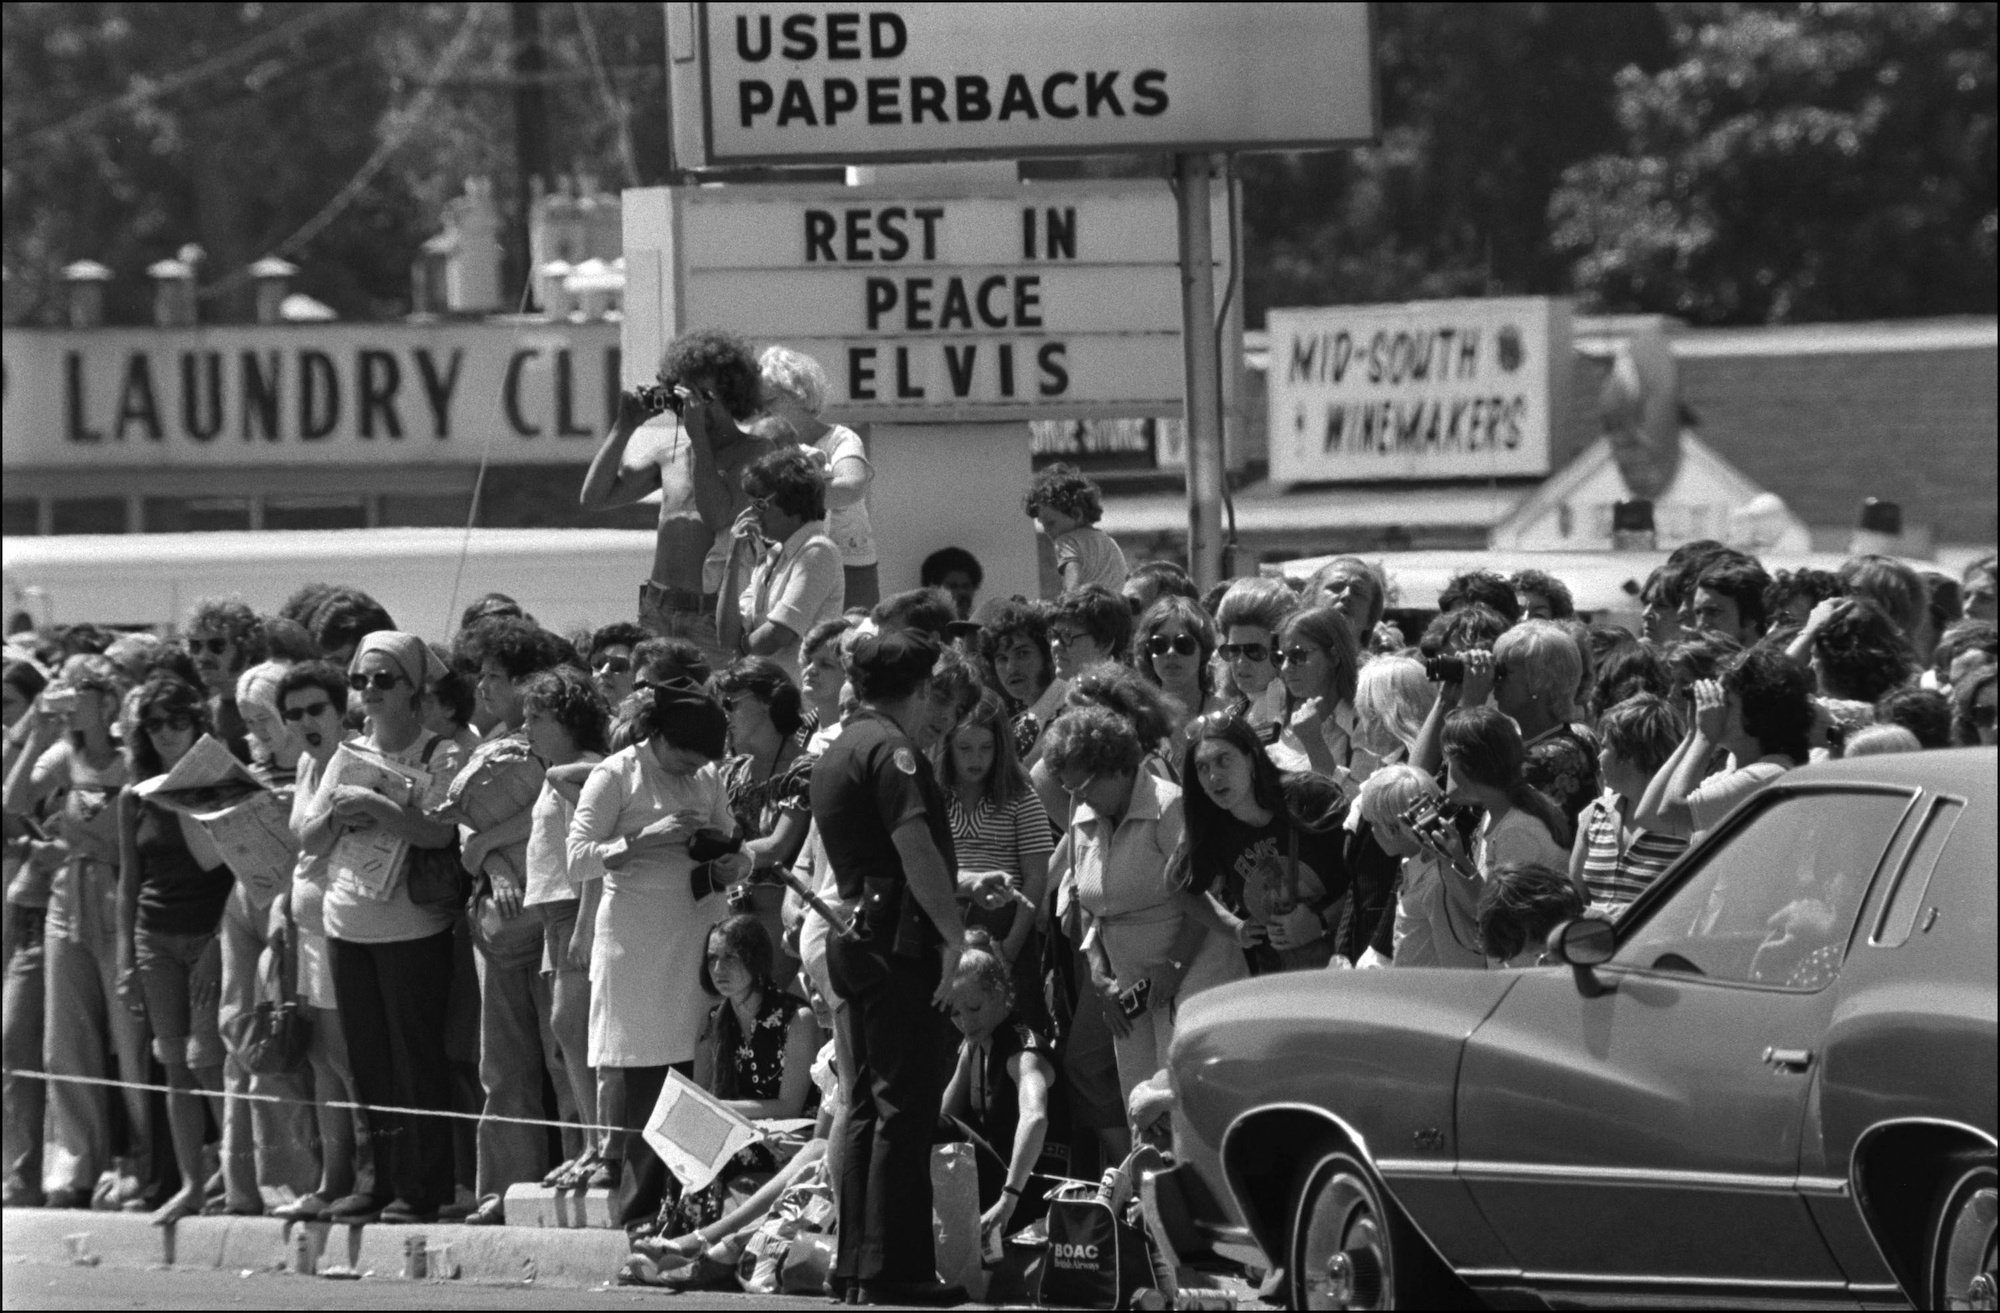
579, 329, 771, 668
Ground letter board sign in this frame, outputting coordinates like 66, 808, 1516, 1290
667, 2, 1377, 167
622, 178, 1226, 422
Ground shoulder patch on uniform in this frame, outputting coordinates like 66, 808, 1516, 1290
892, 746, 918, 776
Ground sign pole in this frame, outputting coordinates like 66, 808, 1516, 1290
1176, 152, 1226, 590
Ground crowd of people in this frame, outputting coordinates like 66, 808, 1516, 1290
1, 327, 1995, 1307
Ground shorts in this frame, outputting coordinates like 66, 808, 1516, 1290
134, 927, 223, 1069
637, 582, 734, 672
535, 899, 582, 976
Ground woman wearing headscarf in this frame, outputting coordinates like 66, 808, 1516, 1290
299, 632, 465, 1225
214, 661, 318, 1213
566, 676, 741, 1228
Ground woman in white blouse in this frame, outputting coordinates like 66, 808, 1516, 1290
567, 677, 744, 1229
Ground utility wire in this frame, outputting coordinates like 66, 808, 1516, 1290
13, 3, 371, 151
571, 0, 640, 188
196, 1, 488, 301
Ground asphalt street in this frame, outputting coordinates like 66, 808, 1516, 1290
1, 1257, 836, 1310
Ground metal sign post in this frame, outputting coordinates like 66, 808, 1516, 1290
1176, 152, 1225, 591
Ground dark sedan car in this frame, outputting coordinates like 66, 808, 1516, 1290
1168, 749, 1996, 1309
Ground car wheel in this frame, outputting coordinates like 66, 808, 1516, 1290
1928, 1156, 1996, 1311
1289, 1149, 1461, 1310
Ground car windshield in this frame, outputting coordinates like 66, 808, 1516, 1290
1613, 788, 1911, 990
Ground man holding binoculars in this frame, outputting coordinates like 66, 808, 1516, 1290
578, 329, 773, 667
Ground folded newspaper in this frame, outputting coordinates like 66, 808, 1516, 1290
317, 741, 431, 903
132, 734, 297, 900
641, 1068, 814, 1193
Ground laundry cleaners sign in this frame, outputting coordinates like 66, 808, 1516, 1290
0, 323, 623, 469
623, 179, 1222, 422
666, 3, 1377, 167
1266, 298, 1571, 484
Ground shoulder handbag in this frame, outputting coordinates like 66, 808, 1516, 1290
403, 736, 472, 911
221, 937, 309, 1077
1274, 823, 1338, 971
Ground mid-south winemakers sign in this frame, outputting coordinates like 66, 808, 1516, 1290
667, 2, 1377, 166
1266, 299, 1570, 484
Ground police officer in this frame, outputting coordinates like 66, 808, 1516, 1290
810, 628, 968, 1307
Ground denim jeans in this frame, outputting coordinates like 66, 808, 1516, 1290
40, 861, 153, 1194
468, 893, 568, 1199
1, 905, 46, 1193
217, 884, 318, 1207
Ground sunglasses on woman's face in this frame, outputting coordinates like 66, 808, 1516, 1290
348, 671, 408, 693
143, 715, 193, 735
281, 701, 332, 723
593, 655, 632, 676
1273, 645, 1320, 668
1145, 634, 1200, 659
189, 637, 231, 656
1217, 642, 1271, 664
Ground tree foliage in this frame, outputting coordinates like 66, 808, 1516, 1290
1550, 2, 1998, 324
3, 3, 1991, 330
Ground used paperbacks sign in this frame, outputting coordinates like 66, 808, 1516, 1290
669, 2, 1377, 166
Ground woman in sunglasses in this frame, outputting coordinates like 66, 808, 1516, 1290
113, 674, 233, 1225
1130, 597, 1220, 748
1212, 578, 1300, 744
1269, 604, 1366, 787
3, 656, 152, 1211
299, 632, 465, 1225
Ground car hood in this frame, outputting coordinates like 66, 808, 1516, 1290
1170, 967, 1522, 1157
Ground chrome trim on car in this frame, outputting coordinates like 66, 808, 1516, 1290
1451, 1160, 1804, 1192
1517, 1271, 1853, 1291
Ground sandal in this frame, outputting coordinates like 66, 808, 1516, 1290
583, 1157, 620, 1192
539, 1154, 580, 1190
150, 1193, 202, 1227
273, 1193, 333, 1221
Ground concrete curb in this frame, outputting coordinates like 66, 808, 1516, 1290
0, 1207, 634, 1290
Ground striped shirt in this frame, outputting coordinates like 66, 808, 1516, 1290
946, 789, 1055, 880
1578, 791, 1687, 913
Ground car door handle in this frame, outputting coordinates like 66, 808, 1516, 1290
1763, 1046, 1814, 1072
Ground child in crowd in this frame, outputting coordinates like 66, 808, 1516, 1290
1571, 693, 1688, 917
941, 929, 1057, 1255
1362, 764, 1484, 970
1477, 862, 1585, 968
1024, 463, 1128, 594
938, 692, 1053, 1003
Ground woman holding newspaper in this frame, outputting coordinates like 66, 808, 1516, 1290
297, 632, 464, 1226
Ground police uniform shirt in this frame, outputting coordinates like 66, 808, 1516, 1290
809, 709, 957, 902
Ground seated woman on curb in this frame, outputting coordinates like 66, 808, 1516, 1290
631, 914, 818, 1282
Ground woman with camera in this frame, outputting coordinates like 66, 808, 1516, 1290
4, 656, 151, 1211
1044, 706, 1242, 1122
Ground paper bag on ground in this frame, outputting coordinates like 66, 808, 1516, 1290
318, 742, 430, 903
642, 1068, 759, 1194
194, 790, 299, 904
133, 734, 263, 814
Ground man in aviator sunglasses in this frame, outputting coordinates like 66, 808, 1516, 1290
182, 598, 267, 766
585, 623, 649, 711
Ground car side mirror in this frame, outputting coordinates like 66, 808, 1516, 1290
1548, 917, 1617, 996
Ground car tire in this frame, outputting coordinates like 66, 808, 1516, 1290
1926, 1154, 1996, 1311
1287, 1148, 1468, 1310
